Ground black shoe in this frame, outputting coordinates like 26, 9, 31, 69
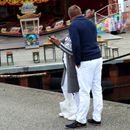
65, 121, 86, 129
87, 119, 101, 125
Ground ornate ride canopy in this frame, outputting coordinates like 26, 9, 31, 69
0, 0, 49, 6
17, 13, 41, 19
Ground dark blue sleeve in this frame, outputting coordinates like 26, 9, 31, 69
69, 24, 81, 66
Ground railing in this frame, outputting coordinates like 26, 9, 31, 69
103, 52, 130, 63
95, 3, 120, 24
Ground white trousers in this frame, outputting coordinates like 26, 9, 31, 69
76, 58, 103, 124
59, 54, 78, 120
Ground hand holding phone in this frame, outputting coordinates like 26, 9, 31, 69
48, 35, 60, 45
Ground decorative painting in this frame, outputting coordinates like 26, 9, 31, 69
18, 2, 40, 48
97, 14, 125, 33
24, 34, 39, 48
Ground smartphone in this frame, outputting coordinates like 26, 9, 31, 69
48, 36, 52, 40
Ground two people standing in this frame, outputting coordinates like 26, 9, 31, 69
50, 4, 103, 129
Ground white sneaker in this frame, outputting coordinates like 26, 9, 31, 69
59, 112, 64, 117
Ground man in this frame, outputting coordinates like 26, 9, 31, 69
85, 9, 95, 23
65, 5, 103, 128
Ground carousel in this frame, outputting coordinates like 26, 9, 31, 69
1, 0, 127, 37
0, 0, 67, 37
0, 0, 111, 37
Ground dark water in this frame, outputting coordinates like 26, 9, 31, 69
1, 74, 130, 105
119, 100, 130, 105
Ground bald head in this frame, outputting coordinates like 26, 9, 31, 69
68, 5, 82, 19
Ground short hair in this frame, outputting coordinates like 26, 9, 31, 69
85, 9, 92, 18
68, 5, 82, 18
85, 9, 95, 18
85, 9, 91, 14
